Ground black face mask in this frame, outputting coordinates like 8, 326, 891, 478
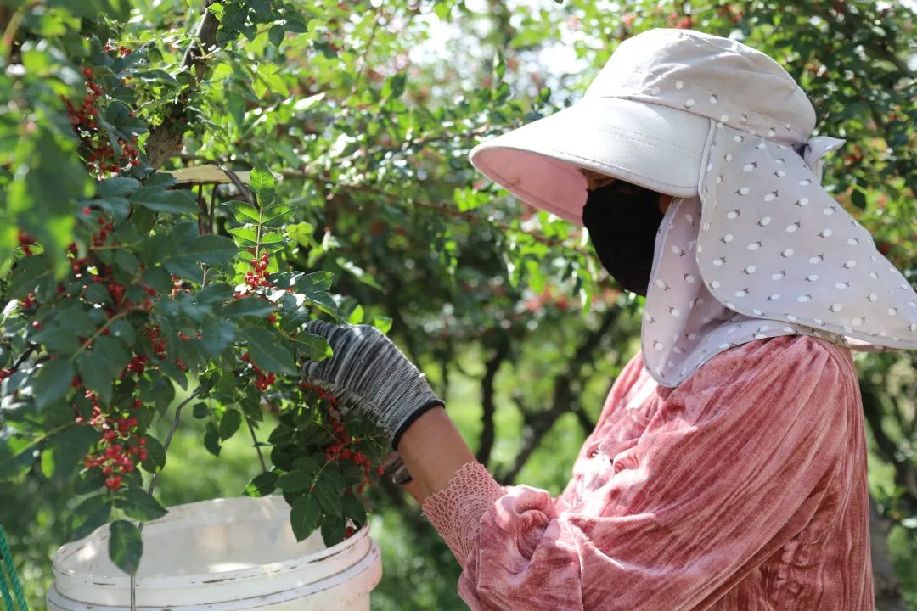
581, 181, 664, 296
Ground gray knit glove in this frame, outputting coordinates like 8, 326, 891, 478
301, 321, 444, 449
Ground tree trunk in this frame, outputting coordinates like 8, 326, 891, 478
870, 496, 907, 611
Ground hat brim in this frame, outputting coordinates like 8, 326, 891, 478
469, 97, 710, 225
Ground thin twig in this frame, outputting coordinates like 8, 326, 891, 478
130, 387, 202, 609
348, 4, 384, 102
245, 416, 268, 472
145, 388, 203, 496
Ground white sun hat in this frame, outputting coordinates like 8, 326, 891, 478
469, 28, 813, 225
469, 28, 917, 386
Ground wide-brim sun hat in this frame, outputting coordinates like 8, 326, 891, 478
468, 28, 917, 386
469, 28, 815, 226
468, 98, 708, 224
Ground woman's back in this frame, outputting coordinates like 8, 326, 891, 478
555, 335, 874, 610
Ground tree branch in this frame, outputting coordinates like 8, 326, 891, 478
145, 0, 221, 169
498, 308, 618, 484
475, 332, 510, 466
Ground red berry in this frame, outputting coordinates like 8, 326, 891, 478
104, 475, 122, 490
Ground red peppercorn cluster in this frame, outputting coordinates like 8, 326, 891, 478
241, 352, 276, 391
77, 386, 148, 491
19, 292, 37, 312
245, 253, 272, 289
145, 325, 167, 360
102, 41, 133, 57
300, 382, 375, 494
62, 66, 140, 177
90, 213, 115, 248
18, 230, 36, 256
0, 368, 12, 381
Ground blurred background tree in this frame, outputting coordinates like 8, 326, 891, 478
0, 0, 913, 609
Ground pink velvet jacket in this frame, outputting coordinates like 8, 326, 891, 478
422, 335, 874, 610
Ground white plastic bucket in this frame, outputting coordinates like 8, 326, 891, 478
47, 495, 382, 610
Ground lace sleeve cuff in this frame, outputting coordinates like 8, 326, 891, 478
420, 461, 504, 565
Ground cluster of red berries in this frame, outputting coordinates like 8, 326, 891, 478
0, 368, 12, 382
241, 352, 276, 391
63, 66, 140, 178
19, 292, 37, 312
77, 386, 147, 491
102, 41, 133, 57
145, 325, 168, 360
170, 274, 192, 299
18, 230, 36, 256
244, 253, 272, 289
66, 224, 155, 323
89, 213, 116, 248
300, 382, 374, 495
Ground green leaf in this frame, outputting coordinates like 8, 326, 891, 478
97, 177, 140, 198
289, 493, 321, 541
208, 1, 224, 20
372, 316, 392, 334
144, 266, 172, 291
347, 304, 364, 324
276, 470, 311, 492
131, 187, 198, 214
72, 498, 112, 539
141, 434, 166, 471
109, 319, 136, 346
192, 402, 210, 419
219, 409, 242, 440
320, 514, 347, 547
314, 469, 344, 515
298, 271, 333, 292
32, 358, 74, 409
296, 332, 332, 361
204, 422, 221, 456
244, 471, 278, 497
109, 520, 143, 575
269, 24, 285, 47
223, 297, 275, 318
341, 494, 367, 526
199, 315, 236, 356
76, 336, 130, 403
74, 471, 105, 495
47, 425, 98, 480
0, 444, 37, 480
162, 234, 238, 280
287, 221, 314, 247
851, 189, 867, 210
249, 166, 276, 195
114, 250, 140, 275
227, 226, 258, 244
8, 254, 54, 299
119, 489, 168, 521
238, 327, 296, 375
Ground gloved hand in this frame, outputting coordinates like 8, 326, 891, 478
301, 321, 445, 449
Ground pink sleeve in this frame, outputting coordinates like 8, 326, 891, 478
422, 336, 856, 610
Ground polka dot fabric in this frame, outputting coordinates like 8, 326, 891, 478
643, 120, 917, 386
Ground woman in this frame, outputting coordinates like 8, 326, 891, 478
302, 29, 917, 609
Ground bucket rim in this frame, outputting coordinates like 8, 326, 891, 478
51, 495, 371, 590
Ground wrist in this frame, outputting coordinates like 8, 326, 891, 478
395, 407, 476, 502
390, 397, 445, 450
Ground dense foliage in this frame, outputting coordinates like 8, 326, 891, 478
0, 0, 913, 607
